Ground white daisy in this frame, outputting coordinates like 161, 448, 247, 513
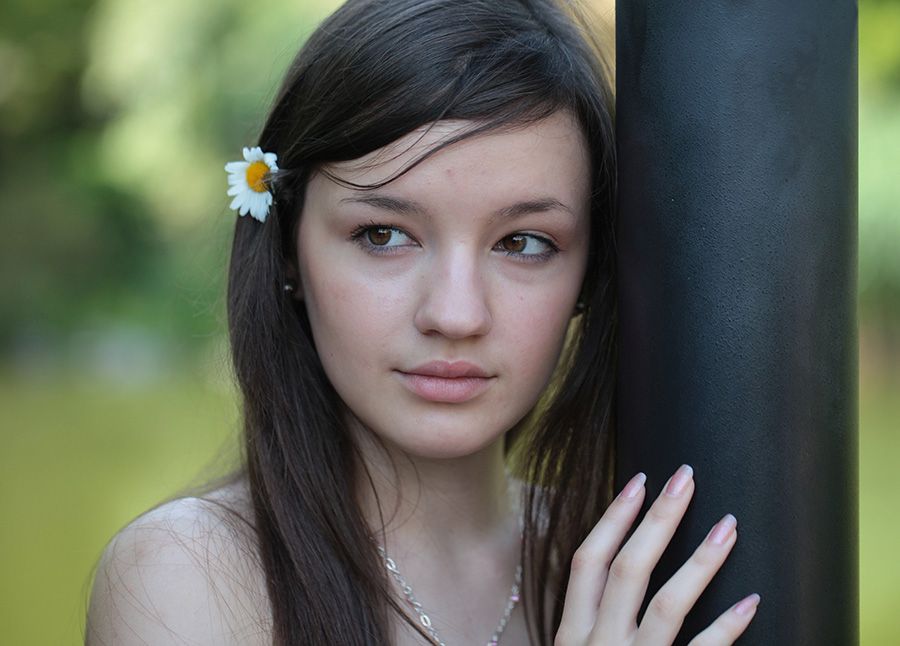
225, 146, 279, 223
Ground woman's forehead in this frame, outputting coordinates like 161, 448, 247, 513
318, 110, 589, 195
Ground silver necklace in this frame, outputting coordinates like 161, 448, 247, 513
375, 473, 525, 645
376, 542, 523, 646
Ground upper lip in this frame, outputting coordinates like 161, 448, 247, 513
402, 360, 492, 378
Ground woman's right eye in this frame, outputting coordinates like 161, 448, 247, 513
348, 223, 416, 255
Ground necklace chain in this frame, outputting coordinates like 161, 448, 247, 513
374, 470, 524, 646
376, 543, 523, 646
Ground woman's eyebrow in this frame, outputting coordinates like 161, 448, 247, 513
338, 194, 575, 222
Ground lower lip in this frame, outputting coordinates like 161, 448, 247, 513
395, 371, 494, 403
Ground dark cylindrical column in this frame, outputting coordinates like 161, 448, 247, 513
614, 2, 858, 644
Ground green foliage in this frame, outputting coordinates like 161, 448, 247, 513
860, 0, 900, 99
859, 0, 900, 328
0, 0, 340, 357
860, 99, 900, 323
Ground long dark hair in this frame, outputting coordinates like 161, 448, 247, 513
223, 0, 617, 643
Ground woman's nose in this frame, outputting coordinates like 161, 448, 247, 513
413, 246, 493, 339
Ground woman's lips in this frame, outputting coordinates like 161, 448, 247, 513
394, 371, 494, 403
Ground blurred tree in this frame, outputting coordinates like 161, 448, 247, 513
0, 0, 341, 360
0, 0, 166, 353
860, 0, 900, 96
859, 0, 900, 377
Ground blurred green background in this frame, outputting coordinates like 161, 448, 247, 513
0, 0, 895, 644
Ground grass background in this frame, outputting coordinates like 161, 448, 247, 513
0, 364, 241, 645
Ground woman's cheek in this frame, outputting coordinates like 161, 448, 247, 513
511, 289, 577, 383
309, 271, 404, 364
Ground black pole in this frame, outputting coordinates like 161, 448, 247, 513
614, 2, 858, 644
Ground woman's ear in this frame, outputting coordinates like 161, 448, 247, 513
284, 267, 304, 301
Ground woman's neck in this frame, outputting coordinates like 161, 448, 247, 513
352, 425, 528, 644
351, 418, 521, 574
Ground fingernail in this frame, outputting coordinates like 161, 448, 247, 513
734, 593, 761, 616
619, 472, 647, 499
707, 513, 737, 545
664, 464, 693, 497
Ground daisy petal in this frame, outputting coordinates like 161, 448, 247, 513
255, 193, 271, 217
249, 205, 266, 222
249, 192, 265, 212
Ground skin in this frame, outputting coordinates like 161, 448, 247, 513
289, 110, 758, 644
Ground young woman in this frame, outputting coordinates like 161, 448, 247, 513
85, 1, 760, 644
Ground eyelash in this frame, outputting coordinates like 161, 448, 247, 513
347, 221, 560, 264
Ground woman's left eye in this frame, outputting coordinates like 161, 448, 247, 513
494, 234, 558, 262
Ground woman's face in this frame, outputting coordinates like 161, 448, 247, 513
293, 110, 591, 459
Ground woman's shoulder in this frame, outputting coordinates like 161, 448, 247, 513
85, 478, 272, 646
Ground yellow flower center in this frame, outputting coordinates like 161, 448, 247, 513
245, 161, 270, 193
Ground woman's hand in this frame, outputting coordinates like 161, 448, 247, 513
554, 465, 760, 646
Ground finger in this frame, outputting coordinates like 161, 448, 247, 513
685, 593, 761, 646
590, 464, 695, 642
555, 472, 647, 645
635, 514, 738, 645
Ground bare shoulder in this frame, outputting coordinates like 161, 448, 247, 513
85, 478, 272, 646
